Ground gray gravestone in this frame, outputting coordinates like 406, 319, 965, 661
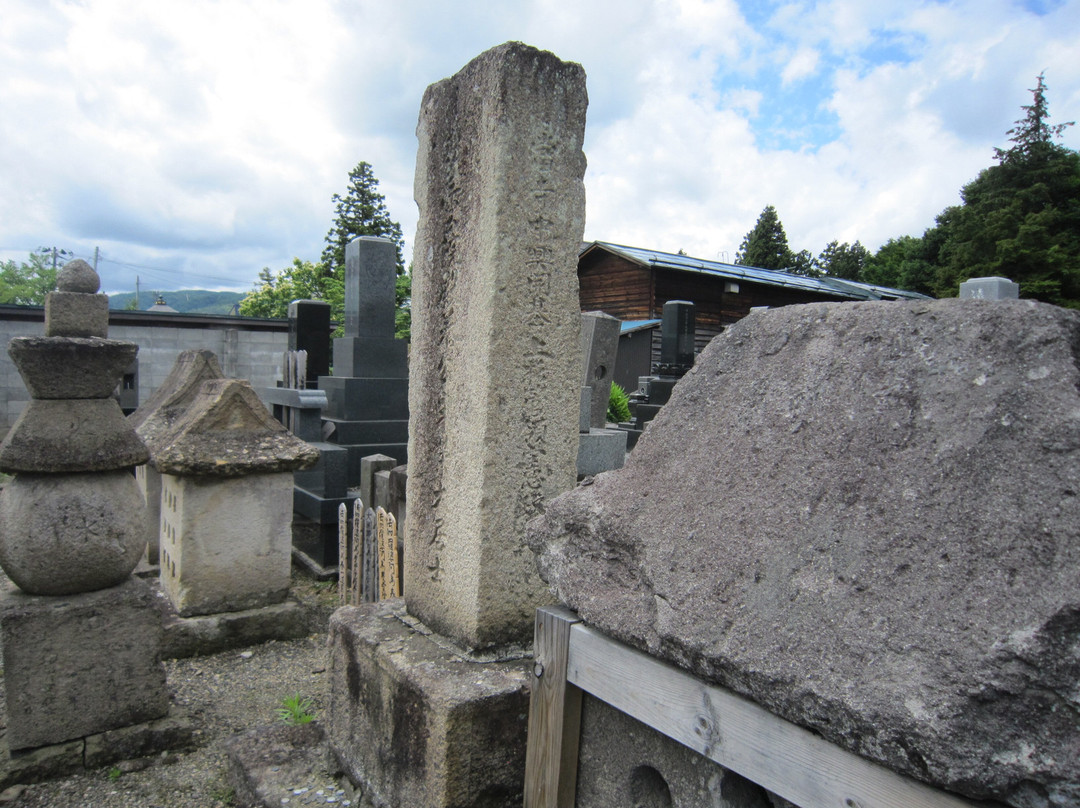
405, 41, 587, 650
580, 311, 621, 429
959, 276, 1020, 300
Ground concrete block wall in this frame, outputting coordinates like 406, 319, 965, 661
0, 307, 288, 437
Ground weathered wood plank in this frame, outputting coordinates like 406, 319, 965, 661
524, 606, 584, 808
567, 623, 981, 808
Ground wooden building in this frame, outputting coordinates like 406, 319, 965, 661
579, 241, 929, 390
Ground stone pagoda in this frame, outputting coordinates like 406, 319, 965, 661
0, 259, 169, 753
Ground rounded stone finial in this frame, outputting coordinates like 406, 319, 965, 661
57, 259, 101, 293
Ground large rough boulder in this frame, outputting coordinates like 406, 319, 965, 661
527, 298, 1080, 808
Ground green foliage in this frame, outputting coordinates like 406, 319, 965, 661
239, 259, 343, 323
0, 252, 57, 305
277, 693, 315, 725
815, 240, 870, 281
735, 206, 820, 276
395, 272, 412, 340
607, 382, 631, 424
106, 766, 122, 782
927, 74, 1080, 304
735, 205, 796, 271
240, 161, 410, 337
211, 785, 236, 805
321, 161, 405, 277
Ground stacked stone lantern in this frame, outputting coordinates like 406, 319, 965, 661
0, 260, 169, 752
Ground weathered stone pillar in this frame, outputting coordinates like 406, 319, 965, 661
328, 42, 587, 808
0, 260, 169, 752
152, 378, 318, 617
405, 41, 585, 650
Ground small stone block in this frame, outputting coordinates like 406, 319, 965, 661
0, 577, 169, 751
83, 713, 197, 769
577, 428, 628, 477
959, 276, 1020, 300
360, 454, 397, 513
374, 470, 391, 512
332, 337, 409, 380
44, 291, 109, 338
0, 738, 84, 790
226, 723, 327, 808
328, 601, 531, 808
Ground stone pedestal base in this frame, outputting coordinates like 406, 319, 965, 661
327, 600, 531, 808
0, 576, 169, 751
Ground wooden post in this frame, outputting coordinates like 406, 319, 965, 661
523, 606, 583, 808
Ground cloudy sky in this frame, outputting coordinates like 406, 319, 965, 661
2, 0, 1078, 295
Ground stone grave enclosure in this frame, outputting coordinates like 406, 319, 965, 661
528, 297, 1080, 808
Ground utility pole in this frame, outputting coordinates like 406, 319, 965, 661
136, 276, 140, 310
38, 246, 72, 272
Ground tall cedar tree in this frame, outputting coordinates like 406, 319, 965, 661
735, 205, 818, 275
735, 205, 794, 270
933, 74, 1079, 305
241, 162, 412, 337
321, 162, 405, 277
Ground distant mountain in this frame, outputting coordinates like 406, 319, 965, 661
107, 290, 247, 315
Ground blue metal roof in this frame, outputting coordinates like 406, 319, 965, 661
620, 319, 661, 334
582, 241, 930, 302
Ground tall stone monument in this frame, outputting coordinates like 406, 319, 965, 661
328, 42, 587, 807
0, 260, 169, 752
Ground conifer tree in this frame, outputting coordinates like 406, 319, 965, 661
735, 205, 792, 270
321, 162, 405, 277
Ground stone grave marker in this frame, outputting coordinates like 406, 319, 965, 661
328, 41, 587, 808
404, 41, 586, 651
130, 349, 225, 565
0, 259, 169, 752
291, 237, 409, 572
578, 311, 627, 476
153, 378, 318, 616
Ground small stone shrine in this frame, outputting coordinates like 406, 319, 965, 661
328, 42, 586, 808
618, 299, 695, 449
152, 378, 318, 616
0, 259, 169, 751
577, 311, 626, 477
129, 349, 225, 565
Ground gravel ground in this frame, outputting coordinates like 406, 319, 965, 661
0, 572, 352, 808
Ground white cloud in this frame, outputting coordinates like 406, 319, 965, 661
781, 46, 821, 85
1, 0, 1079, 293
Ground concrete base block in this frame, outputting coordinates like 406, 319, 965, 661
577, 428, 627, 477
328, 600, 531, 808
0, 712, 196, 790
292, 514, 341, 572
157, 590, 313, 659
0, 577, 169, 751
575, 694, 777, 807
